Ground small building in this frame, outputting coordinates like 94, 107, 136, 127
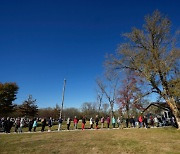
142, 102, 174, 125
143, 102, 172, 118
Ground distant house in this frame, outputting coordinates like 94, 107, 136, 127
142, 102, 174, 124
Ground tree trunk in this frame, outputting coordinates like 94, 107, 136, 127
166, 98, 180, 129
110, 101, 114, 119
126, 101, 130, 119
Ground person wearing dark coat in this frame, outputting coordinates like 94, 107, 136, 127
4, 118, 10, 133
143, 116, 148, 128
48, 117, 53, 132
41, 118, 46, 132
28, 119, 33, 132
82, 116, 86, 130
126, 118, 129, 128
132, 116, 136, 128
95, 115, 99, 129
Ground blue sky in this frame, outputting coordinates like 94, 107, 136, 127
0, 0, 179, 108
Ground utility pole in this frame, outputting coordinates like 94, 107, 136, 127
59, 79, 66, 118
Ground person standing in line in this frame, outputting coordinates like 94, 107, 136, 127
0, 118, 5, 132
4, 117, 11, 133
135, 117, 139, 128
120, 116, 124, 129
129, 116, 133, 127
82, 116, 86, 130
41, 118, 46, 132
73, 116, 78, 130
95, 115, 99, 129
150, 115, 154, 127
58, 117, 63, 131
90, 117, 94, 129
28, 118, 33, 132
126, 117, 129, 128
117, 117, 121, 129
33, 118, 38, 132
112, 116, 116, 128
138, 115, 143, 128
171, 116, 176, 127
19, 118, 24, 133
154, 116, 159, 127
101, 117, 105, 129
162, 115, 166, 126
3, 118, 7, 133
9, 118, 14, 133
48, 117, 53, 132
132, 116, 136, 128
7, 117, 13, 133
143, 115, 148, 128
15, 117, 20, 133
106, 116, 110, 129
67, 117, 71, 130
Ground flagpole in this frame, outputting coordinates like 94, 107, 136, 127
60, 79, 66, 118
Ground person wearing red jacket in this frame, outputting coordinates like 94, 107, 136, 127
73, 116, 78, 130
138, 115, 143, 128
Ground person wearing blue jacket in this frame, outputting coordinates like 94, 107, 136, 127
33, 118, 38, 132
112, 116, 116, 128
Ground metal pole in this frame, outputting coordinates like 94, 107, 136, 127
60, 79, 66, 118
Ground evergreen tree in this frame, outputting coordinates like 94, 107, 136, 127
0, 82, 18, 117
19, 95, 38, 117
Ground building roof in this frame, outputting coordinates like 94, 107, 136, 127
142, 102, 171, 113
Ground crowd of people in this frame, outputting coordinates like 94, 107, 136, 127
0, 114, 176, 134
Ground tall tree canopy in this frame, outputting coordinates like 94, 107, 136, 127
0, 82, 19, 117
107, 10, 180, 128
117, 72, 145, 118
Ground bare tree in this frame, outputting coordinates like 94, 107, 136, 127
81, 102, 98, 119
96, 88, 104, 112
96, 75, 119, 118
102, 103, 109, 114
106, 10, 180, 128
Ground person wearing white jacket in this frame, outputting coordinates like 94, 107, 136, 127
90, 117, 94, 129
19, 118, 24, 133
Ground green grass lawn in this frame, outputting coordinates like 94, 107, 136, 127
0, 127, 180, 154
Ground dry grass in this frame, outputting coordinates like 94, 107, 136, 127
0, 128, 180, 154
